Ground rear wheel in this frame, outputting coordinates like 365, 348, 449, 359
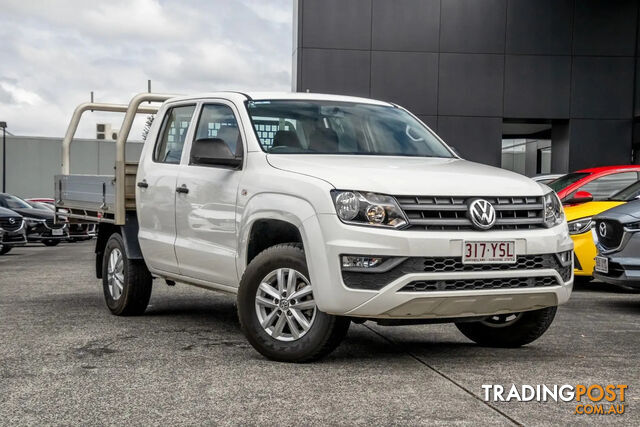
101, 233, 152, 316
237, 243, 350, 362
455, 306, 557, 348
42, 239, 60, 247
0, 245, 11, 255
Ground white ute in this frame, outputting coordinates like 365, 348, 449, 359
55, 92, 573, 362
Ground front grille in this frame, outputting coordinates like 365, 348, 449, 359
0, 217, 23, 232
44, 218, 65, 230
594, 219, 624, 250
395, 195, 545, 230
399, 276, 558, 292
342, 252, 572, 290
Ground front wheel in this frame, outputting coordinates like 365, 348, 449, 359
0, 245, 11, 255
42, 239, 60, 247
101, 233, 152, 316
237, 243, 350, 362
455, 306, 557, 348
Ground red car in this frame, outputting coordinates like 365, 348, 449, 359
548, 165, 640, 204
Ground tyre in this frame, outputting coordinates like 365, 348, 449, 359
455, 306, 557, 348
0, 245, 11, 255
237, 243, 350, 362
42, 239, 60, 247
101, 233, 152, 316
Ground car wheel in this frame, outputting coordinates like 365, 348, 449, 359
455, 306, 557, 348
0, 245, 11, 255
42, 239, 61, 247
237, 243, 350, 362
102, 233, 152, 316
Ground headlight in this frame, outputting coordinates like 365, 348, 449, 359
331, 190, 408, 228
543, 192, 564, 228
567, 217, 592, 235
625, 221, 640, 232
25, 218, 46, 226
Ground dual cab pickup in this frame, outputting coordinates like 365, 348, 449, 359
55, 92, 573, 362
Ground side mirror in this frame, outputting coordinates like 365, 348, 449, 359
190, 138, 242, 168
565, 190, 593, 205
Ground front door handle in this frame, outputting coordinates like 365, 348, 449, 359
176, 184, 189, 194
137, 180, 148, 188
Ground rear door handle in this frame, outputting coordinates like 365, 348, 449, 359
137, 180, 148, 188
176, 184, 189, 194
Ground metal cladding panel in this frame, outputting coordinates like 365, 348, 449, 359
504, 55, 571, 119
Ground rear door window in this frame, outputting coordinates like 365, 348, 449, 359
153, 105, 196, 164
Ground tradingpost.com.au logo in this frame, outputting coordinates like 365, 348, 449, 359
482, 384, 628, 416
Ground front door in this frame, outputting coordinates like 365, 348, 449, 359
174, 102, 244, 286
137, 104, 196, 274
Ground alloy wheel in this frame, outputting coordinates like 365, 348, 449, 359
480, 312, 523, 328
254, 268, 317, 342
107, 248, 124, 300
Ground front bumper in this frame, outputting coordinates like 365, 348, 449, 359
1, 230, 27, 247
26, 223, 69, 241
571, 230, 596, 276
304, 214, 574, 319
593, 231, 640, 289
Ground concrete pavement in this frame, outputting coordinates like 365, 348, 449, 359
1, 242, 638, 425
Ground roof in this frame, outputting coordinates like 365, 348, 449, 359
168, 91, 393, 106
575, 165, 640, 174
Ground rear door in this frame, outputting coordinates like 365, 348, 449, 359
174, 101, 245, 286
137, 103, 196, 274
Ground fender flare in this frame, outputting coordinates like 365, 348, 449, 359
237, 192, 317, 277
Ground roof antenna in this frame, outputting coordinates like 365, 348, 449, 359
148, 79, 152, 104
90, 91, 94, 112
306, 89, 310, 93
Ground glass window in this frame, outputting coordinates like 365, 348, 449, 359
579, 172, 639, 200
548, 172, 590, 192
153, 105, 196, 164
194, 104, 241, 156
246, 100, 453, 158
611, 180, 640, 201
0, 194, 31, 209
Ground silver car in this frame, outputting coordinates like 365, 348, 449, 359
593, 198, 640, 289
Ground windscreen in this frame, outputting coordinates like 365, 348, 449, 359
548, 172, 590, 192
610, 180, 640, 201
1, 194, 31, 209
246, 100, 453, 158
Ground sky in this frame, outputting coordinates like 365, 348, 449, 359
0, 0, 293, 139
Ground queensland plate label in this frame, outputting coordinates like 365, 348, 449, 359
463, 241, 516, 264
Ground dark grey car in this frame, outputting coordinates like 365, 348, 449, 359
0, 206, 27, 255
593, 198, 640, 289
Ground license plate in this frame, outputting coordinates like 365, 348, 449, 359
51, 229, 63, 236
463, 241, 516, 264
595, 256, 608, 274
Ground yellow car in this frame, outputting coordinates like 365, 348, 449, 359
565, 200, 625, 278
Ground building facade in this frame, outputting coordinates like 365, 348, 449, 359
0, 136, 143, 198
293, 0, 640, 173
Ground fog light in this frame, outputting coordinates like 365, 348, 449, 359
366, 204, 386, 224
342, 255, 384, 269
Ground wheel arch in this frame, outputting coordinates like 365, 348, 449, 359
95, 213, 144, 278
237, 193, 317, 278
